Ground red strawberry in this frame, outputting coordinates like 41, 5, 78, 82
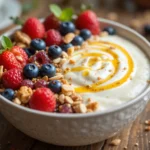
2, 69, 23, 90
29, 88, 56, 112
45, 29, 62, 46
0, 46, 28, 70
22, 17, 45, 39
43, 14, 60, 31
76, 10, 100, 35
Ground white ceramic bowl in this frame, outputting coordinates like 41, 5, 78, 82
0, 18, 150, 146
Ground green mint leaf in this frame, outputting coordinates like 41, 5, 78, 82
81, 4, 92, 12
1, 36, 13, 49
59, 8, 73, 21
49, 4, 62, 18
10, 16, 24, 25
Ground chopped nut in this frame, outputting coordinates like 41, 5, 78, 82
75, 29, 80, 35
15, 42, 26, 48
42, 76, 49, 81
13, 98, 21, 105
110, 139, 121, 146
63, 33, 75, 43
65, 96, 73, 104
58, 94, 65, 104
16, 86, 33, 104
86, 102, 99, 111
67, 47, 74, 56
54, 94, 58, 99
62, 84, 75, 94
61, 79, 68, 84
53, 58, 61, 64
81, 42, 88, 48
72, 101, 81, 106
73, 104, 87, 113
16, 56, 23, 62
0, 65, 4, 79
49, 75, 64, 80
100, 31, 109, 37
60, 58, 67, 65
62, 51, 69, 58
14, 30, 31, 45
145, 126, 150, 131
74, 45, 81, 50
69, 59, 75, 64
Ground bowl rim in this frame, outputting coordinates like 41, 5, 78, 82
0, 18, 150, 118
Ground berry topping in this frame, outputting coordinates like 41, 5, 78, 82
48, 45, 62, 59
30, 38, 46, 50
60, 43, 73, 52
48, 80, 62, 93
71, 36, 84, 46
76, 10, 100, 35
34, 80, 47, 88
103, 27, 116, 35
21, 79, 34, 89
40, 64, 56, 77
79, 29, 92, 40
59, 104, 73, 113
144, 24, 150, 35
29, 51, 50, 65
22, 17, 45, 39
1, 89, 15, 101
2, 69, 23, 90
43, 14, 60, 31
45, 29, 62, 46
29, 88, 56, 112
23, 64, 39, 79
23, 48, 35, 57
59, 22, 75, 35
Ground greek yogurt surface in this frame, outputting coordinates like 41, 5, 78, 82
62, 35, 150, 111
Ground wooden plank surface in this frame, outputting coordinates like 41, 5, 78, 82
0, 0, 150, 149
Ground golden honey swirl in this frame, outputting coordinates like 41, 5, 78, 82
64, 41, 134, 93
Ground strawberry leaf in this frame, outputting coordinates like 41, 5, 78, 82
81, 4, 92, 12
1, 36, 13, 49
10, 16, 24, 25
49, 4, 62, 18
59, 8, 73, 21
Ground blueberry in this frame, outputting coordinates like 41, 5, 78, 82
60, 43, 73, 52
48, 45, 62, 59
1, 89, 15, 100
23, 48, 35, 57
103, 27, 116, 35
71, 36, 84, 46
144, 24, 150, 35
40, 64, 56, 77
79, 29, 92, 40
59, 22, 75, 35
48, 80, 62, 93
30, 38, 46, 50
23, 63, 39, 79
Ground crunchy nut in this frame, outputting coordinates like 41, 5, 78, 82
110, 139, 121, 146
65, 96, 73, 104
100, 31, 109, 37
73, 104, 87, 113
72, 101, 81, 106
16, 56, 24, 62
81, 42, 88, 48
54, 94, 58, 99
65, 91, 73, 96
13, 98, 21, 105
75, 29, 80, 35
67, 47, 74, 56
61, 79, 69, 84
14, 31, 31, 45
15, 42, 26, 48
74, 45, 81, 50
49, 75, 64, 81
71, 93, 82, 101
42, 76, 49, 81
62, 51, 69, 58
60, 58, 67, 65
0, 65, 4, 79
63, 33, 75, 43
56, 68, 62, 73
53, 58, 61, 64
62, 84, 75, 94
16, 86, 33, 104
145, 120, 150, 125
58, 94, 65, 104
86, 102, 99, 111
69, 59, 75, 64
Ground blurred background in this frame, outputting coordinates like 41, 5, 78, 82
0, 0, 150, 40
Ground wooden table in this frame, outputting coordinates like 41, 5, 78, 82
0, 0, 150, 149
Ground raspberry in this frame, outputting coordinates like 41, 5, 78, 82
45, 29, 62, 46
76, 10, 100, 35
29, 88, 56, 112
22, 17, 45, 39
29, 51, 50, 65
43, 14, 60, 31
21, 80, 34, 89
59, 104, 73, 113
2, 69, 23, 90
34, 80, 47, 89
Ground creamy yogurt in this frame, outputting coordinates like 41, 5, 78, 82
62, 35, 150, 111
